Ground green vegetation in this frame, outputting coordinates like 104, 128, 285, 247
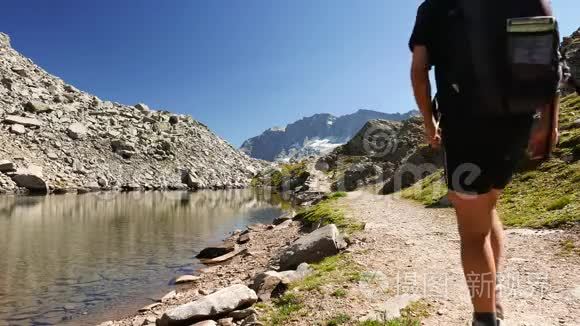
357, 300, 431, 326
325, 313, 351, 326
251, 161, 309, 190
296, 192, 364, 233
260, 254, 362, 325
259, 292, 304, 326
401, 93, 580, 228
270, 161, 309, 189
559, 239, 580, 256
331, 288, 347, 298
291, 254, 362, 292
400, 170, 447, 206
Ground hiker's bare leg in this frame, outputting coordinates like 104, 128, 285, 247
449, 191, 496, 313
489, 190, 504, 272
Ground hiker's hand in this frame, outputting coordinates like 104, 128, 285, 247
424, 120, 441, 149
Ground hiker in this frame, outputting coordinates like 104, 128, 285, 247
409, 1, 560, 325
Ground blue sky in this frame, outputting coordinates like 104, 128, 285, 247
2, 1, 578, 146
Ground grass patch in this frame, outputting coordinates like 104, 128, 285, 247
331, 288, 348, 298
325, 313, 351, 325
400, 170, 447, 206
559, 239, 580, 256
260, 254, 362, 325
357, 300, 431, 326
291, 254, 362, 292
296, 193, 363, 233
260, 292, 304, 326
270, 161, 309, 190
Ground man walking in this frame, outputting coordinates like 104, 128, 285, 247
409, 1, 560, 325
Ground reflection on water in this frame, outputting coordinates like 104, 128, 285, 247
0, 190, 284, 325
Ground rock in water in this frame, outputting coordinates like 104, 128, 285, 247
279, 224, 347, 270
10, 166, 48, 194
67, 123, 88, 140
157, 284, 258, 326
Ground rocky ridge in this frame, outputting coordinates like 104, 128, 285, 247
0, 32, 264, 194
561, 27, 580, 95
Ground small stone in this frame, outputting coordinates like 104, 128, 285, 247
174, 275, 201, 284
3, 115, 44, 128
191, 321, 217, 326
135, 103, 150, 112
217, 317, 234, 326
67, 122, 88, 140
9, 124, 25, 135
11, 66, 27, 77
228, 308, 257, 320
138, 302, 161, 312
24, 101, 52, 113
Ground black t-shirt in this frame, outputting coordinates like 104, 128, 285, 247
408, 1, 433, 57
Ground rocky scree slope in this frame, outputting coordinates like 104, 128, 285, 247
240, 109, 418, 162
0, 33, 263, 194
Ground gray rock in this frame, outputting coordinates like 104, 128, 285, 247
0, 32, 10, 47
279, 224, 346, 270
0, 160, 15, 173
228, 308, 256, 320
9, 124, 26, 135
67, 123, 88, 140
135, 103, 150, 112
195, 242, 236, 259
24, 101, 52, 114
217, 317, 234, 326
11, 66, 27, 77
174, 275, 201, 284
11, 166, 48, 194
273, 211, 295, 225
3, 115, 44, 128
157, 284, 258, 326
278, 263, 313, 284
237, 233, 251, 244
251, 271, 285, 301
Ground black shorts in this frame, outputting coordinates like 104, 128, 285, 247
441, 114, 534, 195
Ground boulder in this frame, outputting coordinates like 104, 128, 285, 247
0, 160, 15, 173
3, 115, 44, 128
251, 271, 286, 301
251, 263, 313, 301
279, 224, 346, 270
10, 124, 26, 135
196, 242, 236, 259
157, 284, 258, 326
11, 166, 48, 194
24, 101, 52, 113
11, 66, 27, 77
67, 122, 88, 140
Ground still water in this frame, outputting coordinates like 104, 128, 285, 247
0, 190, 284, 325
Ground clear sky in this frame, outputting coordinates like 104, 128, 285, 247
2, 1, 578, 146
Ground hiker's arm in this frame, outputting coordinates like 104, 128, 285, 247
411, 46, 440, 147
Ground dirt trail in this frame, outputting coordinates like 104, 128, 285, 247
342, 190, 580, 325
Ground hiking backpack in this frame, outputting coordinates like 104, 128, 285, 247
430, 0, 561, 116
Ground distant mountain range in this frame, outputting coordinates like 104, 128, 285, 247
240, 109, 419, 161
